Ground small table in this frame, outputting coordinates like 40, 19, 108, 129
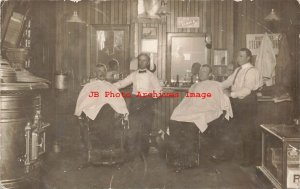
258, 124, 300, 189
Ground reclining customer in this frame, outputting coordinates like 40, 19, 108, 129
167, 64, 233, 172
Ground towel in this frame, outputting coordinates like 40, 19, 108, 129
74, 80, 129, 120
255, 33, 277, 86
170, 80, 233, 133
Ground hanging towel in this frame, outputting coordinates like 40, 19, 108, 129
255, 33, 276, 86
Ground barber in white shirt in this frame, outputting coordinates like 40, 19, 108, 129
114, 53, 162, 160
221, 48, 262, 166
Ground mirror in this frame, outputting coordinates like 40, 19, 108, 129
167, 33, 211, 82
90, 25, 130, 76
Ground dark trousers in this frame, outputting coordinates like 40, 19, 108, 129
229, 92, 257, 162
126, 95, 155, 158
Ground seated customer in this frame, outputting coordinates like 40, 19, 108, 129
167, 64, 233, 171
74, 64, 129, 163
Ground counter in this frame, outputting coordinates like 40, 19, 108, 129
258, 124, 300, 189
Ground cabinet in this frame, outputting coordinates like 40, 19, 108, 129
258, 124, 300, 189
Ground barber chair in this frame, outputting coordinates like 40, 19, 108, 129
79, 104, 129, 166
165, 111, 227, 171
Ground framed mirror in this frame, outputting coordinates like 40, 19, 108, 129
90, 25, 130, 76
167, 33, 211, 82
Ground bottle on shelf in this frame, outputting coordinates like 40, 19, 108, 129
175, 74, 179, 87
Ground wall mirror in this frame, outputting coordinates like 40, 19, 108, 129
90, 25, 130, 75
167, 33, 211, 82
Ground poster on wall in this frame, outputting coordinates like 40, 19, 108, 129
177, 17, 200, 28
246, 33, 280, 55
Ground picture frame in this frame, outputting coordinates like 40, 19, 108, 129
142, 27, 158, 39
89, 25, 130, 73
213, 49, 227, 66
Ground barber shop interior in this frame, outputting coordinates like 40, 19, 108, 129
1, 0, 300, 188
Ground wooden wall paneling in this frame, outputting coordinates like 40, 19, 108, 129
219, 1, 224, 48
199, 1, 203, 33
128, 0, 132, 25
162, 23, 165, 79
121, 0, 125, 24
190, 0, 195, 33
89, 1, 94, 24
101, 2, 106, 24
106, 2, 111, 24
112, 0, 116, 24
118, 0, 122, 25
169, 0, 174, 33
210, 1, 215, 63
158, 23, 162, 79
221, 1, 226, 48
95, 2, 100, 24
241, 1, 247, 49
250, 0, 256, 35
55, 2, 63, 72
173, 0, 178, 33
226, 0, 233, 63
183, 0, 188, 33
86, 2, 91, 77
138, 23, 142, 53
205, 0, 210, 34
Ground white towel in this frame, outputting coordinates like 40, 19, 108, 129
74, 80, 129, 120
170, 80, 233, 133
255, 33, 277, 86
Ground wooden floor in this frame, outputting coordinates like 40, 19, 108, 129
35, 115, 273, 189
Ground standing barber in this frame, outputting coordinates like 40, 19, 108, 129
114, 53, 162, 160
221, 48, 262, 166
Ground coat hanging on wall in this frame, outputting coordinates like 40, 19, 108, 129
255, 33, 276, 87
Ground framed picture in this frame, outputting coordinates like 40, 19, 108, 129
214, 49, 227, 66
142, 27, 157, 39
90, 25, 130, 73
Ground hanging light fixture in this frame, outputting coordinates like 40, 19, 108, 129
264, 9, 281, 22
66, 11, 85, 23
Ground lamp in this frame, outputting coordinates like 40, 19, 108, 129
66, 11, 85, 23
264, 9, 280, 22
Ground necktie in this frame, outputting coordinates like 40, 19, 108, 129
232, 67, 242, 86
138, 70, 147, 73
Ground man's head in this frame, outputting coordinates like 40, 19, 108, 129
237, 48, 252, 66
108, 59, 119, 71
137, 53, 150, 70
199, 64, 212, 81
191, 62, 201, 76
95, 63, 107, 80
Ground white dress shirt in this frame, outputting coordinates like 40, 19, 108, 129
221, 63, 262, 99
113, 69, 162, 97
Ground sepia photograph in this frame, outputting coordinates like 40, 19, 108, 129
0, 0, 300, 189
